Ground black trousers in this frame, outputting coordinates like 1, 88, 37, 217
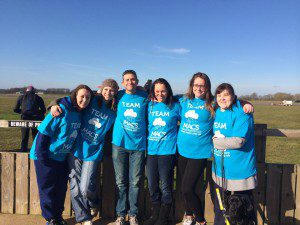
177, 154, 207, 223
21, 127, 38, 152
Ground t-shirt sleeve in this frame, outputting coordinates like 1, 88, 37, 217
232, 110, 253, 140
37, 112, 61, 136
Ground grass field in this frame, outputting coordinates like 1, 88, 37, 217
0, 95, 299, 164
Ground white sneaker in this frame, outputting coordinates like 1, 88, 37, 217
182, 215, 194, 225
115, 216, 125, 225
129, 215, 139, 225
90, 207, 98, 217
82, 220, 93, 225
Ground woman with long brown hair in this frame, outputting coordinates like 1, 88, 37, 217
177, 72, 214, 225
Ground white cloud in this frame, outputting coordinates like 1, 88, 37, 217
124, 109, 137, 118
153, 117, 166, 126
70, 130, 78, 139
88, 118, 102, 128
154, 45, 191, 55
214, 130, 225, 138
185, 110, 199, 119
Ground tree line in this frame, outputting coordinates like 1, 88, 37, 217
0, 87, 71, 94
240, 92, 300, 101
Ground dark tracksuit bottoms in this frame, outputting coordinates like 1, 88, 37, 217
34, 159, 69, 221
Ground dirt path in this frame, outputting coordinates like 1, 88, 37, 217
0, 213, 214, 224
0, 214, 113, 225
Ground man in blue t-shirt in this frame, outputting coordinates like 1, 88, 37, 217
112, 70, 148, 225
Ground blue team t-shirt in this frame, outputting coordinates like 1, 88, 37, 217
74, 97, 116, 161
212, 100, 257, 180
112, 89, 148, 151
147, 101, 181, 155
177, 97, 214, 159
30, 104, 81, 161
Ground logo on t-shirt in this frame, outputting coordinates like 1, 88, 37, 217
185, 110, 199, 119
89, 118, 102, 128
124, 109, 137, 117
70, 130, 78, 139
153, 117, 166, 126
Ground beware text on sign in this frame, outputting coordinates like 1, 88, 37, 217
8, 120, 41, 128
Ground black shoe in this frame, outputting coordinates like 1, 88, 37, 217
144, 203, 161, 225
58, 219, 68, 225
46, 219, 61, 225
154, 204, 171, 225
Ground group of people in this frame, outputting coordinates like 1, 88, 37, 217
28, 70, 257, 225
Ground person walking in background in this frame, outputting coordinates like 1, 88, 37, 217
212, 83, 257, 225
13, 85, 46, 152
144, 78, 180, 225
112, 70, 148, 225
30, 84, 93, 225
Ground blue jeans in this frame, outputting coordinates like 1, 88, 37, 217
146, 155, 175, 204
68, 154, 99, 222
112, 144, 145, 217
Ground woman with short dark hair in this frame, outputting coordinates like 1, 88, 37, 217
212, 83, 257, 225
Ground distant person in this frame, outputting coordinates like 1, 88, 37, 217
13, 86, 46, 152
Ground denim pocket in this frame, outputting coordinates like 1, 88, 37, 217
69, 170, 80, 197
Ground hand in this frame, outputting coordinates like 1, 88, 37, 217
243, 103, 254, 114
51, 105, 62, 117
136, 85, 146, 91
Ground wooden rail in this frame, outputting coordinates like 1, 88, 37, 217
0, 123, 300, 224
0, 153, 299, 224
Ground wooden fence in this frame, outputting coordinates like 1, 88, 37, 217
0, 123, 300, 224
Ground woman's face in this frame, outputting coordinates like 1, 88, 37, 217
217, 89, 234, 110
101, 86, 115, 101
193, 77, 206, 98
76, 88, 91, 110
154, 83, 168, 103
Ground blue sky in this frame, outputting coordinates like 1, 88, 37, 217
0, 0, 299, 95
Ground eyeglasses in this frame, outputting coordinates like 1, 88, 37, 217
193, 84, 206, 89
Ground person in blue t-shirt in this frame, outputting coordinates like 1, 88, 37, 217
212, 83, 257, 225
30, 84, 93, 225
50, 79, 119, 225
144, 78, 180, 225
177, 73, 254, 225
112, 70, 148, 225
177, 72, 215, 225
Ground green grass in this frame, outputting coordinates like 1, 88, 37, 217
252, 102, 300, 164
0, 95, 299, 164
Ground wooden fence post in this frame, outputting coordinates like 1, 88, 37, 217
265, 164, 282, 224
1, 152, 15, 214
29, 160, 41, 215
101, 155, 116, 218
254, 124, 267, 163
280, 164, 297, 223
294, 165, 300, 222
15, 153, 29, 214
